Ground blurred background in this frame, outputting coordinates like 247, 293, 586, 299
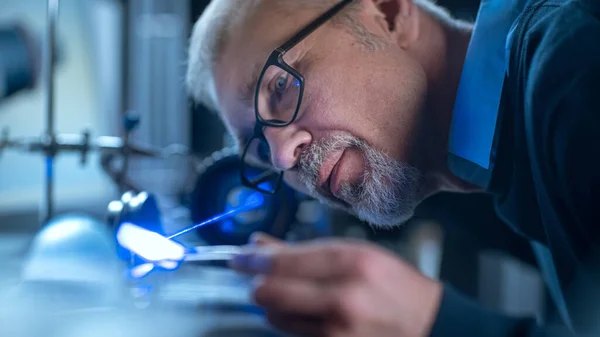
0, 0, 552, 336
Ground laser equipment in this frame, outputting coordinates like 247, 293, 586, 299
168, 192, 264, 240
187, 149, 298, 246
115, 193, 264, 279
0, 0, 185, 226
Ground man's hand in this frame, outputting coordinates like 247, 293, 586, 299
231, 233, 443, 337
248, 232, 285, 247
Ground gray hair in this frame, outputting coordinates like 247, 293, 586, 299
186, 0, 451, 113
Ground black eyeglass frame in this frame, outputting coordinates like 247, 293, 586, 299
241, 0, 355, 194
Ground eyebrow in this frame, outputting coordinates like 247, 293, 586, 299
238, 63, 264, 104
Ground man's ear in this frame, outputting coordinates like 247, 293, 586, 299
367, 0, 420, 49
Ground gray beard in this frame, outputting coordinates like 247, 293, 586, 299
297, 133, 422, 228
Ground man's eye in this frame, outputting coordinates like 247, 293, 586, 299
270, 72, 292, 95
274, 73, 288, 92
263, 70, 300, 121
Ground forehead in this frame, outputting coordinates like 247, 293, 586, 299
214, 3, 322, 133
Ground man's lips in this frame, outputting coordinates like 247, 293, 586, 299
317, 149, 345, 201
328, 153, 344, 197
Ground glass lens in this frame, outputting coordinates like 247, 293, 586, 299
256, 64, 301, 124
242, 136, 281, 194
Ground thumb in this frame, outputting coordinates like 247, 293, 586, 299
249, 232, 284, 247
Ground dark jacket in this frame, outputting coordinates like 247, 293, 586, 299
432, 0, 600, 335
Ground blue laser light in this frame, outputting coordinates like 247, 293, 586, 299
116, 191, 266, 278
165, 192, 265, 239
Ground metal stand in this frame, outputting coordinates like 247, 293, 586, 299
41, 0, 59, 224
0, 0, 194, 227
0, 126, 162, 219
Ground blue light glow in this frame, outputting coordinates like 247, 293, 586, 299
222, 188, 269, 234
166, 192, 265, 239
258, 182, 272, 191
45, 157, 53, 179
221, 220, 236, 233
117, 223, 186, 262
116, 192, 266, 279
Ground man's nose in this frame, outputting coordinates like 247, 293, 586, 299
263, 127, 311, 171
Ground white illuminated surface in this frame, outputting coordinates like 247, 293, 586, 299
136, 191, 148, 201
107, 201, 124, 213
418, 240, 442, 279
128, 192, 148, 209
413, 221, 444, 280
117, 223, 185, 262
120, 191, 133, 204
128, 198, 141, 209
42, 218, 86, 242
130, 263, 154, 279
154, 260, 178, 272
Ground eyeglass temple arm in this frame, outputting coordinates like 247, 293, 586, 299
278, 0, 355, 52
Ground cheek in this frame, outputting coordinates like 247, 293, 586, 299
299, 67, 372, 132
300, 70, 406, 149
309, 56, 427, 160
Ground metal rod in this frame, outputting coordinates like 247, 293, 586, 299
41, 0, 59, 225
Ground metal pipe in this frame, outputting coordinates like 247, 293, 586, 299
41, 0, 59, 225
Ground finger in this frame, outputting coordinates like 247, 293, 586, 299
231, 240, 358, 280
266, 312, 327, 337
249, 232, 284, 247
253, 276, 333, 315
229, 245, 278, 275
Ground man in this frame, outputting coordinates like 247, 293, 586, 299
186, 0, 600, 336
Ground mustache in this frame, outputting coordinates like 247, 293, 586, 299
295, 134, 423, 227
297, 134, 367, 195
